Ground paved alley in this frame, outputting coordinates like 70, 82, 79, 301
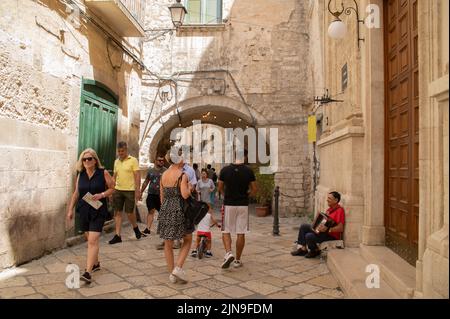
0, 207, 344, 299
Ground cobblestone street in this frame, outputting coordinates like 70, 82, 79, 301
0, 207, 344, 299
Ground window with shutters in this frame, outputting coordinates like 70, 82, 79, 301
184, 0, 223, 24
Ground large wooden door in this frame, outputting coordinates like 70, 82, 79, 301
384, 0, 419, 266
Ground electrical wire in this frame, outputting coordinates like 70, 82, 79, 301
60, 0, 317, 143
61, 0, 163, 80
106, 38, 124, 71
139, 85, 161, 148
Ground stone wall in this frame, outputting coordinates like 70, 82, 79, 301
309, 0, 365, 247
416, 0, 449, 299
310, 0, 449, 297
141, 0, 315, 216
0, 0, 142, 268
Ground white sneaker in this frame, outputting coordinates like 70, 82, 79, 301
171, 267, 187, 284
221, 251, 235, 269
233, 260, 243, 268
169, 274, 177, 283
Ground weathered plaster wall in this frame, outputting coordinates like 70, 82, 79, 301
310, 0, 448, 297
0, 0, 142, 268
417, 0, 449, 299
141, 0, 315, 216
310, 0, 365, 248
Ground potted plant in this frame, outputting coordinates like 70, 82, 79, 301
254, 171, 275, 217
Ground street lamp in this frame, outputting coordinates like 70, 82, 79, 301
145, 1, 187, 41
328, 19, 347, 39
169, 0, 188, 28
327, 0, 365, 49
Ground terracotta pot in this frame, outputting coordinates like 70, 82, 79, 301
255, 206, 270, 217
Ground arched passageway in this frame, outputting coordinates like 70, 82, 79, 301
142, 95, 269, 164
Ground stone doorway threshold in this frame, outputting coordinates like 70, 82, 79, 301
326, 245, 416, 299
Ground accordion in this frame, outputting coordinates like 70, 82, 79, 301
312, 212, 337, 233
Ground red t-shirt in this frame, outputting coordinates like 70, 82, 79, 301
327, 205, 345, 240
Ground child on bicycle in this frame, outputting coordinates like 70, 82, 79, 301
191, 169, 219, 257
191, 209, 220, 258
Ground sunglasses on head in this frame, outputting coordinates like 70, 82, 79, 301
157, 159, 164, 162
82, 157, 94, 162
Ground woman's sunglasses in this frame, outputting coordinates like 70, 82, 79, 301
82, 157, 94, 162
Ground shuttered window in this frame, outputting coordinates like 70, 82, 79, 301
184, 0, 223, 24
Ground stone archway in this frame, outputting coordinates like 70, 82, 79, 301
139, 93, 313, 217
141, 95, 269, 164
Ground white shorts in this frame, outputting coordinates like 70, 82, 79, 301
222, 206, 249, 235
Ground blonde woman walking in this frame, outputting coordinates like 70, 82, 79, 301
66, 148, 114, 284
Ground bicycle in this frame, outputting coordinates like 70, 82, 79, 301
197, 223, 221, 259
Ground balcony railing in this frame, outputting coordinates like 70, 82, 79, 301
85, 0, 146, 37
120, 0, 145, 28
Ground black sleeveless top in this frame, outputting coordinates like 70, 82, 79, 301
76, 169, 108, 217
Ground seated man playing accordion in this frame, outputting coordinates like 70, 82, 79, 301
291, 191, 345, 258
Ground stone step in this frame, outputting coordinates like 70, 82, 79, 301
359, 245, 416, 299
327, 248, 400, 299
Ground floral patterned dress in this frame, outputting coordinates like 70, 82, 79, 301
157, 185, 190, 240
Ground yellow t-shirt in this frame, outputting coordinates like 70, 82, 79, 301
114, 156, 139, 191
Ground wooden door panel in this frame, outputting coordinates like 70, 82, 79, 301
389, 54, 399, 79
384, 0, 419, 266
79, 95, 118, 172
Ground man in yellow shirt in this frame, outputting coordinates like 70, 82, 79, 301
109, 142, 145, 244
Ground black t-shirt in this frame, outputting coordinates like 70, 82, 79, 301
219, 164, 256, 206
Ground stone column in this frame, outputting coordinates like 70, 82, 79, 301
417, 0, 449, 298
421, 76, 449, 298
361, 0, 386, 246
316, 126, 365, 248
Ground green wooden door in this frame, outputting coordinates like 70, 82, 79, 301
76, 80, 118, 233
78, 95, 118, 171
78, 80, 119, 171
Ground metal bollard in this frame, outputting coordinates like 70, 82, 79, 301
273, 186, 280, 236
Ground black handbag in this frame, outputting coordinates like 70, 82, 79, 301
182, 195, 209, 225
177, 174, 209, 225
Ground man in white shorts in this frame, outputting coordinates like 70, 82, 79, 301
218, 150, 257, 269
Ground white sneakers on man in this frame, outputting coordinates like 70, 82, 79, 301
221, 251, 235, 269
171, 266, 187, 283
233, 260, 243, 268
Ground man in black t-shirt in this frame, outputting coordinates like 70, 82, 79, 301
218, 150, 257, 269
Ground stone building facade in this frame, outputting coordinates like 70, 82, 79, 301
0, 0, 144, 268
1, 0, 447, 299
309, 0, 448, 298
140, 0, 315, 217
